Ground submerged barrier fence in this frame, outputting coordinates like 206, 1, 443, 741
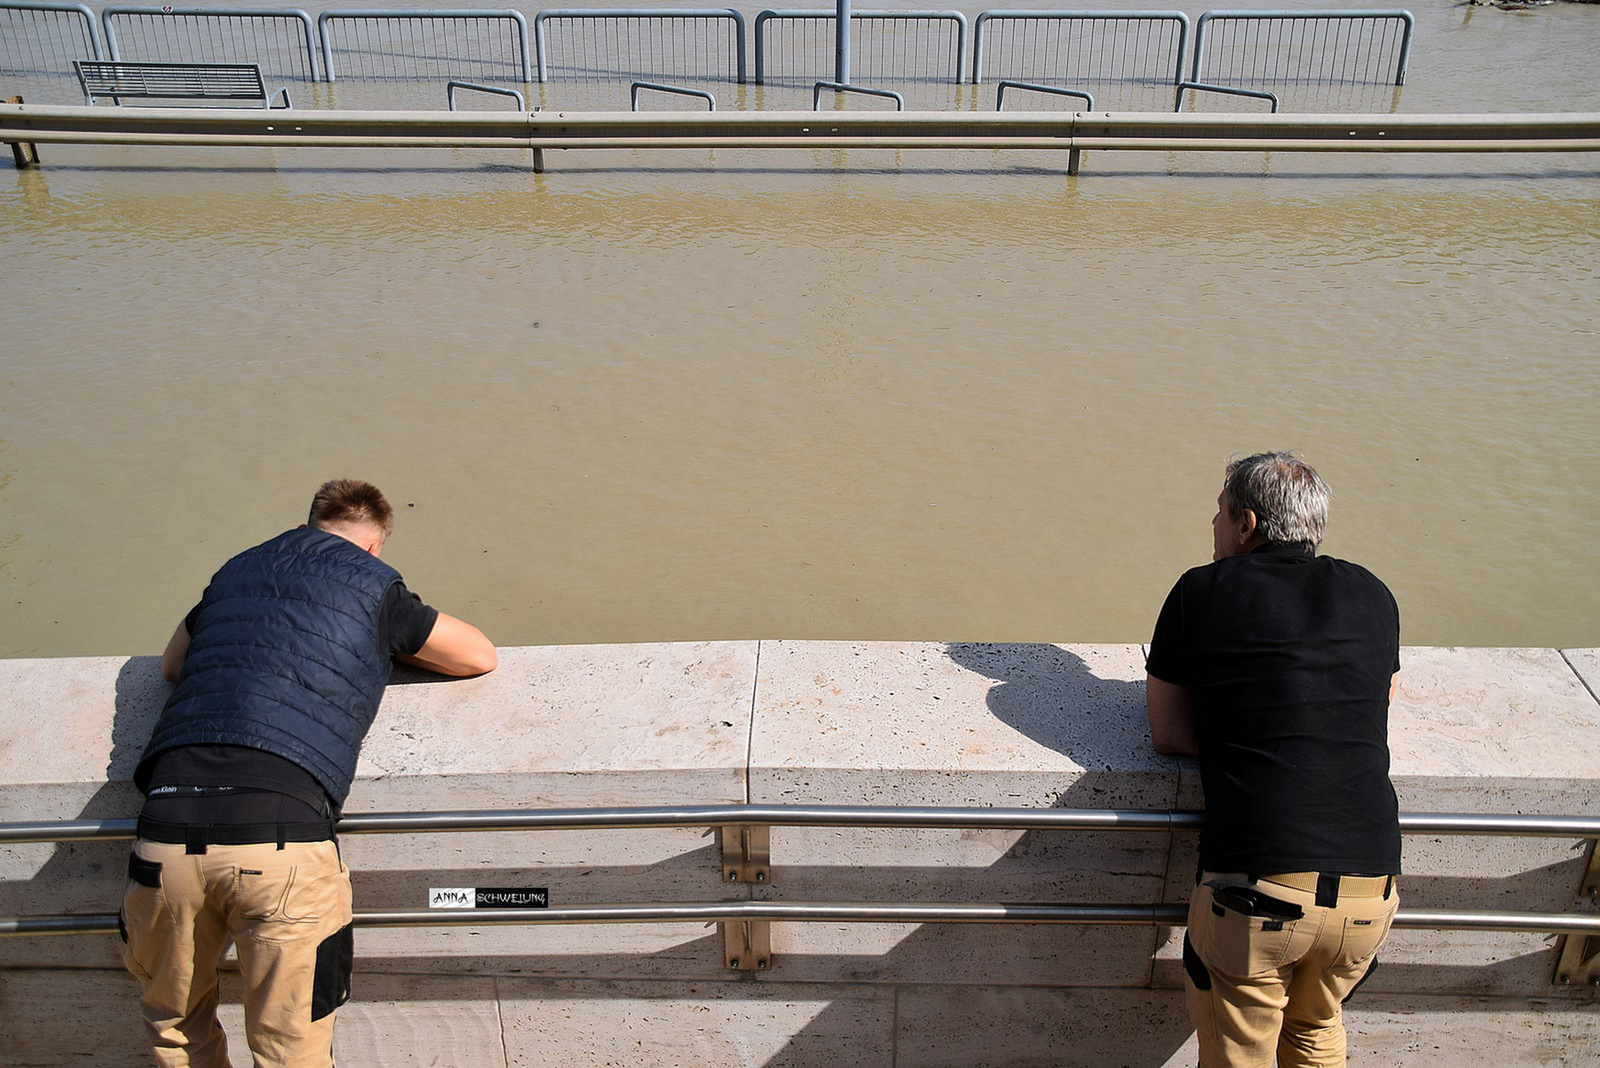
3, 2, 1419, 108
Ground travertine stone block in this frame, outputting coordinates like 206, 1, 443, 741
894, 984, 1194, 1068
0, 968, 153, 1066
496, 977, 893, 1066
1563, 648, 1600, 703
0, 643, 759, 974
1380, 647, 1600, 997
749, 641, 1176, 986
1343, 995, 1600, 1065
332, 974, 507, 1067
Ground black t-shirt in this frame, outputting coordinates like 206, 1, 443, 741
140, 580, 438, 820
1146, 543, 1402, 876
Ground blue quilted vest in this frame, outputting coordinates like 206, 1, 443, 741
138, 527, 401, 806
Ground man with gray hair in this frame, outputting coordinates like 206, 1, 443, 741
1145, 452, 1401, 1068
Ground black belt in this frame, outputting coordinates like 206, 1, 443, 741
136, 814, 336, 853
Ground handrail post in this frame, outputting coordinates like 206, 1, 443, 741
1552, 838, 1600, 987
721, 824, 770, 884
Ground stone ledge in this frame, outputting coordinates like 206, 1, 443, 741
2, 643, 1597, 999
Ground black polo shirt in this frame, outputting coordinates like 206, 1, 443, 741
1146, 542, 1401, 876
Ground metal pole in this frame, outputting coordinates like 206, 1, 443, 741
836, 0, 850, 84
9, 902, 1600, 939
7, 805, 1600, 845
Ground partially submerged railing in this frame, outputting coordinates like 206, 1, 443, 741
318, 9, 531, 85
1190, 9, 1415, 88
755, 10, 967, 87
102, 5, 318, 83
534, 8, 746, 85
970, 11, 1188, 92
3, 4, 1419, 113
4, 803, 1598, 981
0, 2, 102, 76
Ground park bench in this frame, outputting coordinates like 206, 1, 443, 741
73, 61, 292, 109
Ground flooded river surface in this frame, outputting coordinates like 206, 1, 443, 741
2, 2, 1598, 657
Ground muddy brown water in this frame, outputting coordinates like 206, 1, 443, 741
2, 1, 1597, 657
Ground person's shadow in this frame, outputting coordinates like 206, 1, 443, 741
0, 656, 172, 1061
748, 642, 1197, 1067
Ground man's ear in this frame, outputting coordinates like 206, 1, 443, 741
1237, 508, 1259, 544
1235, 508, 1260, 543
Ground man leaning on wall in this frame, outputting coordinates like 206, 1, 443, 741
120, 479, 498, 1067
1144, 452, 1402, 1068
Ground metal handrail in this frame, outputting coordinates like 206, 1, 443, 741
447, 80, 524, 111
1175, 80, 1278, 113
813, 80, 902, 110
5, 804, 1599, 845
631, 81, 715, 111
8, 902, 1600, 940
4, 805, 1597, 939
996, 81, 1093, 112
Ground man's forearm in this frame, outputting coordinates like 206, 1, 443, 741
1146, 674, 1200, 757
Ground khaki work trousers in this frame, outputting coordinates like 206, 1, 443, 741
120, 838, 354, 1068
1184, 873, 1397, 1068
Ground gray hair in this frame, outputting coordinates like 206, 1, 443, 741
1222, 452, 1330, 551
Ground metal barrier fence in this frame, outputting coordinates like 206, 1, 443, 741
0, 1, 101, 92
102, 5, 318, 83
2, 5, 1420, 110
1190, 9, 1414, 88
969, 10, 1187, 112
534, 8, 746, 85
4, 804, 1599, 981
318, 9, 530, 85
971, 11, 1187, 87
755, 10, 967, 86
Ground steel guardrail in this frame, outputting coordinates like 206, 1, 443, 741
4, 107, 1600, 161
4, 803, 1599, 845
7, 902, 1600, 939
4, 803, 1596, 939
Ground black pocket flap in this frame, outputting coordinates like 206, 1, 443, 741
127, 853, 162, 889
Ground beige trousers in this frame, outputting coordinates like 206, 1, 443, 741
1184, 873, 1397, 1068
120, 838, 354, 1068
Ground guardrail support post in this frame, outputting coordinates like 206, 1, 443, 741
721, 824, 770, 884
6, 97, 39, 168
722, 917, 771, 971
1553, 839, 1600, 987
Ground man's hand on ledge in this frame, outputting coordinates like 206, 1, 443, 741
398, 612, 498, 677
